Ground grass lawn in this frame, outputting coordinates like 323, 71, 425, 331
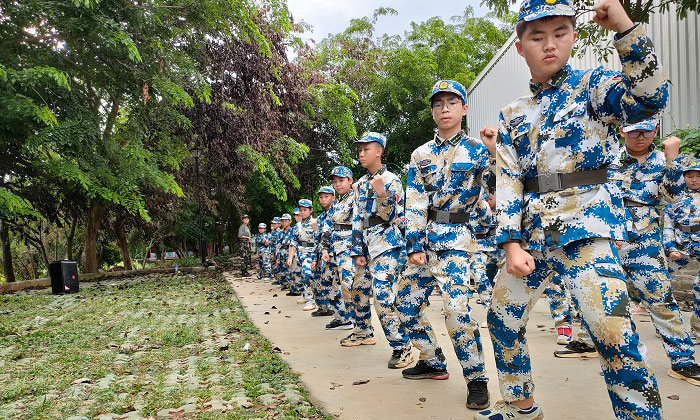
0, 271, 329, 419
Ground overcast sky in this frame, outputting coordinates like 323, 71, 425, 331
287, 0, 492, 44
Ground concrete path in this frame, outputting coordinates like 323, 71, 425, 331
226, 272, 698, 420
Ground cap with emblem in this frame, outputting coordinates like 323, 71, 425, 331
318, 186, 335, 196
293, 207, 299, 215
281, 213, 292, 220
622, 118, 659, 133
355, 132, 387, 148
683, 159, 700, 173
430, 80, 467, 104
242, 214, 249, 219
258, 223, 266, 229
518, 0, 575, 23
298, 199, 313, 208
330, 166, 353, 179
272, 217, 281, 224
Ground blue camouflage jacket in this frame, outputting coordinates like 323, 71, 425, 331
609, 145, 683, 232
663, 190, 700, 258
291, 217, 318, 256
405, 131, 492, 254
321, 190, 355, 256
351, 166, 405, 260
255, 233, 270, 250
470, 199, 497, 252
496, 24, 669, 251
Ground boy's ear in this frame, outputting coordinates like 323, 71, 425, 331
515, 40, 524, 57
462, 103, 469, 116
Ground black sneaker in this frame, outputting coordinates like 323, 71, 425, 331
286, 291, 301, 296
325, 319, 353, 330
553, 340, 598, 358
311, 307, 334, 317
467, 380, 490, 409
401, 360, 449, 380
388, 348, 414, 369
669, 363, 700, 386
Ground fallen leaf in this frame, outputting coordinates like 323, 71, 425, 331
352, 379, 369, 385
668, 395, 680, 400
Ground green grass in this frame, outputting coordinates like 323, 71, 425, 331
0, 272, 329, 419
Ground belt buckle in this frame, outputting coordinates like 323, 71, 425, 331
537, 173, 562, 193
362, 219, 370, 229
435, 210, 451, 224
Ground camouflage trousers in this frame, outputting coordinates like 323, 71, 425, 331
298, 251, 319, 304
290, 254, 304, 295
397, 249, 487, 382
333, 249, 361, 327
239, 240, 251, 275
324, 258, 351, 322
257, 247, 272, 278
276, 254, 290, 287
576, 226, 696, 368
544, 275, 577, 329
667, 256, 700, 343
488, 239, 661, 419
312, 258, 334, 310
352, 247, 410, 350
470, 251, 493, 309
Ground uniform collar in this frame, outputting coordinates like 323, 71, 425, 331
338, 191, 351, 202
529, 64, 572, 96
368, 165, 387, 177
434, 130, 466, 146
620, 143, 656, 164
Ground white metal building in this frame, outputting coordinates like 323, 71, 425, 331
466, 3, 700, 136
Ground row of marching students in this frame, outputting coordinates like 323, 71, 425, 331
238, 1, 700, 419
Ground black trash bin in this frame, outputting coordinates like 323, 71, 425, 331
49, 260, 79, 294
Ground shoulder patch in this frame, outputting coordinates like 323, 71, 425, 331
418, 158, 432, 167
510, 115, 525, 127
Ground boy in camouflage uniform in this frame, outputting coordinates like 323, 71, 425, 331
554, 118, 700, 385
396, 79, 495, 410
320, 166, 359, 331
255, 223, 271, 279
269, 217, 281, 283
288, 199, 319, 312
285, 208, 304, 297
477, 0, 669, 418
238, 215, 252, 276
277, 214, 293, 290
665, 160, 700, 353
310, 186, 338, 318
349, 132, 413, 369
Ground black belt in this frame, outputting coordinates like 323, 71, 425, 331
624, 199, 649, 207
362, 217, 389, 229
299, 241, 315, 247
522, 167, 608, 193
333, 223, 352, 231
680, 225, 700, 233
427, 209, 470, 224
475, 233, 488, 239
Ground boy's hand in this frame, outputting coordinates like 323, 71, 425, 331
369, 175, 387, 198
354, 256, 367, 267
287, 256, 293, 267
592, 0, 635, 33
662, 136, 681, 161
322, 250, 330, 263
669, 251, 682, 261
409, 252, 427, 266
311, 219, 318, 231
479, 126, 498, 156
311, 261, 317, 270
503, 242, 535, 277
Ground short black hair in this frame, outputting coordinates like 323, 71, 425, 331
515, 15, 576, 39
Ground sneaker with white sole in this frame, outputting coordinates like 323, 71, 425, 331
474, 400, 543, 420
466, 380, 490, 410
340, 332, 376, 347
557, 327, 572, 345
325, 319, 353, 330
668, 363, 700, 386
388, 348, 414, 369
303, 302, 317, 311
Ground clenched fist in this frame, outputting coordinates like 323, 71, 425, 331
369, 175, 387, 198
479, 125, 498, 156
592, 0, 635, 33
662, 136, 681, 162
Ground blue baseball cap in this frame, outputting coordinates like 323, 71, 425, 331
258, 223, 267, 229
518, 0, 575, 23
622, 118, 659, 133
293, 207, 300, 215
430, 80, 467, 104
281, 213, 292, 220
683, 159, 700, 173
330, 166, 353, 179
272, 217, 281, 224
355, 132, 387, 148
298, 199, 313, 208
318, 186, 335, 196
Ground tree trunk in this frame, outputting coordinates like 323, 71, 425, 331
66, 211, 78, 260
113, 215, 133, 270
0, 219, 16, 283
84, 200, 106, 273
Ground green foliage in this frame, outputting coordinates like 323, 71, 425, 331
669, 125, 700, 157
